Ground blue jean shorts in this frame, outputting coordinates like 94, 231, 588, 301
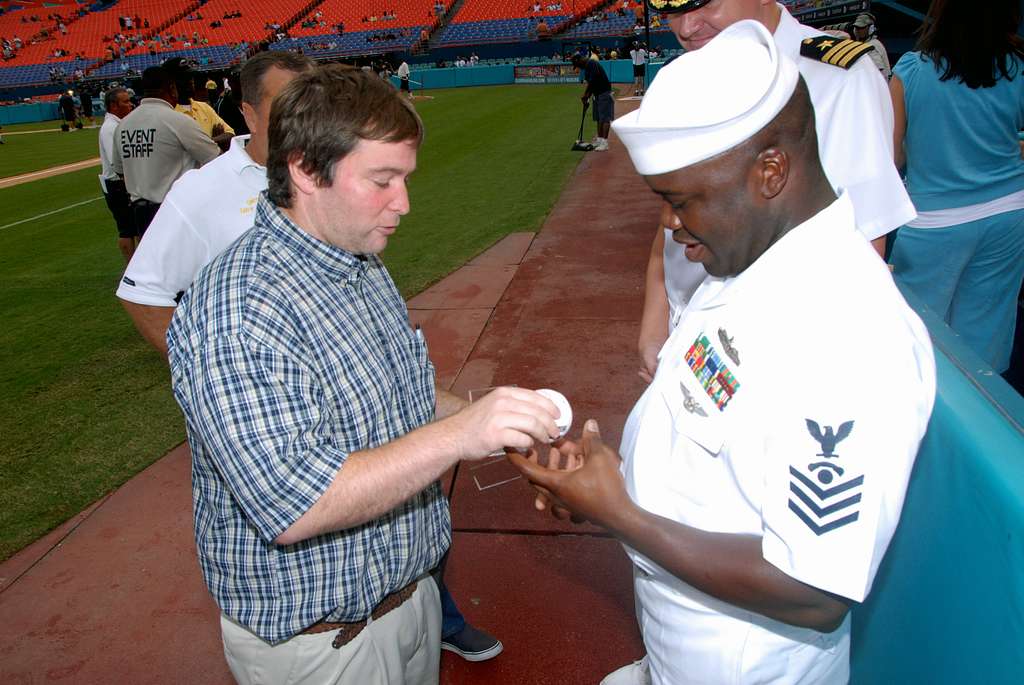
592, 91, 614, 123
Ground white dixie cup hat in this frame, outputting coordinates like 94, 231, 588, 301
611, 19, 800, 176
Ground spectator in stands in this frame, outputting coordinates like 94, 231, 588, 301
100, 87, 137, 262
889, 0, 1024, 375
166, 63, 552, 685
851, 13, 890, 80
111, 65, 219, 235
571, 52, 612, 151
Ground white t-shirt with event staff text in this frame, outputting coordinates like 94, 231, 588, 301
111, 97, 220, 204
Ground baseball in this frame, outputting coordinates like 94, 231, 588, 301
536, 388, 572, 439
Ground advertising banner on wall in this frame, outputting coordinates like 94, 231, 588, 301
790, 0, 871, 24
513, 64, 580, 84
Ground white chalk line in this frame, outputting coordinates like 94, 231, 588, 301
3, 124, 101, 135
0, 196, 104, 231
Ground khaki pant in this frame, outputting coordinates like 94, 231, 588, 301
221, 578, 440, 685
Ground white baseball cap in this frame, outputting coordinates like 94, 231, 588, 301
612, 20, 800, 176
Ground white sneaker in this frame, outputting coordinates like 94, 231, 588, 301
592, 138, 609, 151
600, 656, 651, 685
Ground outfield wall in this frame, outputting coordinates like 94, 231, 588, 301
0, 102, 61, 125
393, 59, 663, 91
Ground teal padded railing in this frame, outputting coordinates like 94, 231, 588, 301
850, 282, 1024, 683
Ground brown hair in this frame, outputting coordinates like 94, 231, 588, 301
916, 0, 1024, 89
267, 64, 423, 208
239, 50, 315, 107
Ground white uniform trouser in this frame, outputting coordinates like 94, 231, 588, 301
220, 577, 441, 685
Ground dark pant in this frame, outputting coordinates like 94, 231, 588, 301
103, 179, 137, 238
130, 199, 161, 238
439, 579, 466, 639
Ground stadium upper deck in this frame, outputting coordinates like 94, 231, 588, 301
0, 0, 856, 88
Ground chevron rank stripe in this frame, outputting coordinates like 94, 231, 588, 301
800, 35, 876, 70
788, 466, 864, 536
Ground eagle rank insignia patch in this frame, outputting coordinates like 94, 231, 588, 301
800, 36, 876, 69
788, 419, 863, 535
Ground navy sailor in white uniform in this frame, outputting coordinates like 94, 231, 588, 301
509, 20, 935, 685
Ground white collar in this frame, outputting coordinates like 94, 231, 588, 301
104, 111, 122, 124
226, 134, 264, 172
689, 192, 854, 310
772, 3, 803, 62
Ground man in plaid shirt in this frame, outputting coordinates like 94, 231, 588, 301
167, 65, 561, 684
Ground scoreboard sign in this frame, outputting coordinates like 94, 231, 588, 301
792, 0, 871, 24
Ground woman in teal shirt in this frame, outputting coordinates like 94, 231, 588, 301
890, 0, 1024, 373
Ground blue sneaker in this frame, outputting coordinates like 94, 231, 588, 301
441, 624, 504, 662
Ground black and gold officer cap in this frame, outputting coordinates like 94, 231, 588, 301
645, 0, 713, 15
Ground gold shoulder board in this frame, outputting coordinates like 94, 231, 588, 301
800, 35, 875, 69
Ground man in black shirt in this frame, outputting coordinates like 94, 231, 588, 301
59, 89, 77, 129
571, 53, 613, 151
215, 72, 249, 135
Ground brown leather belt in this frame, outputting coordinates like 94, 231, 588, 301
302, 581, 419, 649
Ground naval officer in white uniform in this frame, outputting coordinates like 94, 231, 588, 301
510, 21, 935, 685
637, 0, 916, 383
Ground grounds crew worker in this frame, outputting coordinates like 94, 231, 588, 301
111, 65, 219, 236
509, 21, 935, 685
636, 0, 916, 384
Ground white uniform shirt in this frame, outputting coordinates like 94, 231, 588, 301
397, 62, 410, 78
630, 48, 647, 66
99, 111, 122, 185
663, 4, 916, 319
623, 194, 935, 685
111, 97, 220, 204
117, 135, 264, 307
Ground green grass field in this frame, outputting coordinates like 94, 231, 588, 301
1, 118, 95, 133
0, 122, 100, 178
0, 84, 592, 560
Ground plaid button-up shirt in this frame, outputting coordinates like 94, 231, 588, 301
168, 194, 450, 644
